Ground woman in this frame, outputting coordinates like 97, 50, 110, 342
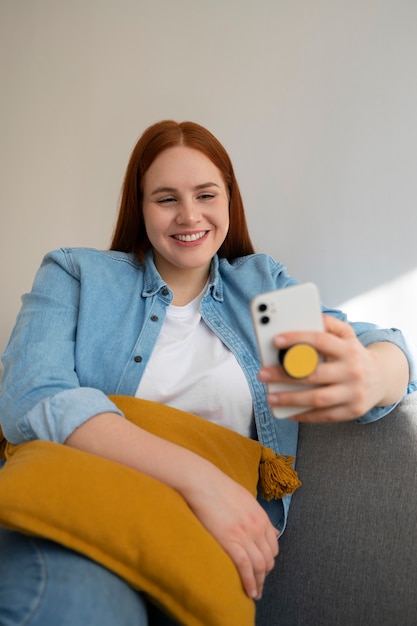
0, 120, 415, 625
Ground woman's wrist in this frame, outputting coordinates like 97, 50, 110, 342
367, 342, 409, 406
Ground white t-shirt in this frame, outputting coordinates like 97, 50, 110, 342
135, 290, 255, 438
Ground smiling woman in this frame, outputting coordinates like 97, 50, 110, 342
0, 119, 415, 626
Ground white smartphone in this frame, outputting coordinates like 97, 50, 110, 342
250, 282, 324, 419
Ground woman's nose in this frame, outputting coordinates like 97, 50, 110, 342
175, 200, 201, 224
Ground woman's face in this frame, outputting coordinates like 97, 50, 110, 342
142, 145, 230, 280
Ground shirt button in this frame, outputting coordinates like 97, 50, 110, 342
151, 315, 159, 322
134, 355, 143, 363
161, 288, 169, 296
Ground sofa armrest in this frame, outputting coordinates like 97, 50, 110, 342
257, 393, 417, 626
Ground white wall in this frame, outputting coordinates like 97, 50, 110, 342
1, 0, 417, 354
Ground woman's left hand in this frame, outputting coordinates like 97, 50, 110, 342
258, 314, 409, 423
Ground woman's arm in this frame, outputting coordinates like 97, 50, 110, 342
66, 413, 279, 600
259, 314, 410, 423
365, 340, 409, 406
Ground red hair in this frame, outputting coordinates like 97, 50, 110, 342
110, 120, 255, 261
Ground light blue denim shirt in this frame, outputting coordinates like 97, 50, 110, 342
1, 248, 416, 530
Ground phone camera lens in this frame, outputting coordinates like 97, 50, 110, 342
260, 316, 269, 324
258, 303, 267, 312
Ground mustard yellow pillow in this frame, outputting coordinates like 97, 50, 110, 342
0, 396, 300, 626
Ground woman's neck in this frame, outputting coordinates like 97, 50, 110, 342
153, 257, 210, 306
170, 278, 208, 306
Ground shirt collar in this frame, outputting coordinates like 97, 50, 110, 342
142, 250, 224, 302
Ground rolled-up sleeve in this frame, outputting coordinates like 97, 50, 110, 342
0, 250, 123, 444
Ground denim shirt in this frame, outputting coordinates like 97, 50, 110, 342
1, 248, 416, 531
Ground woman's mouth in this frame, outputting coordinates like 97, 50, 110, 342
172, 231, 208, 243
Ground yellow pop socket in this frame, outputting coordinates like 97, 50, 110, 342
279, 343, 319, 379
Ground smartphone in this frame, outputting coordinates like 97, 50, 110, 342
250, 282, 324, 419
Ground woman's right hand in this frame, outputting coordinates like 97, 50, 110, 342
181, 467, 279, 600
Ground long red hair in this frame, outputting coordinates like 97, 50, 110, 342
110, 120, 255, 261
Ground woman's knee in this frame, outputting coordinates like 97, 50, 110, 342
0, 527, 49, 625
0, 528, 149, 626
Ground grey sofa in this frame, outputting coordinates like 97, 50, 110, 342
256, 392, 417, 626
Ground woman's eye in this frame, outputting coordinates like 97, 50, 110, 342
157, 196, 176, 204
198, 193, 215, 200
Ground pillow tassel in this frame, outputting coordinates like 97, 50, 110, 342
258, 448, 302, 500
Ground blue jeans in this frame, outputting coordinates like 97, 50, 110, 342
0, 527, 178, 626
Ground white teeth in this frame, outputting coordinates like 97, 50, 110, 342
175, 231, 206, 242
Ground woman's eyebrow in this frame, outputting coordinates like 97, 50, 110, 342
150, 186, 176, 196
194, 182, 220, 190
150, 182, 220, 196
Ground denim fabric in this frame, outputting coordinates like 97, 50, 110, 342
0, 527, 152, 626
1, 248, 416, 531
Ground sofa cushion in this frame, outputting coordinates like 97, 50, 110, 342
256, 394, 417, 625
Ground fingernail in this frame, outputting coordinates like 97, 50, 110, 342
259, 369, 271, 382
274, 335, 286, 347
267, 393, 280, 405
